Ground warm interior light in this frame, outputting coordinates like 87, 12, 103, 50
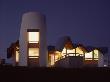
67, 49, 75, 53
68, 54, 75, 56
16, 50, 19, 62
85, 51, 93, 60
62, 47, 75, 56
28, 32, 39, 43
76, 47, 84, 55
94, 49, 98, 58
29, 48, 39, 58
29, 57, 38, 58
62, 48, 66, 56
55, 51, 61, 61
50, 54, 55, 65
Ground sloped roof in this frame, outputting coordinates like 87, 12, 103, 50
85, 46, 95, 52
85, 46, 108, 54
95, 47, 108, 54
55, 36, 108, 54
55, 36, 73, 51
76, 44, 88, 52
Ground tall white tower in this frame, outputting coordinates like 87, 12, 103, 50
19, 12, 47, 67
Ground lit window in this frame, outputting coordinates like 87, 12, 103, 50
29, 56, 38, 58
16, 50, 19, 62
55, 51, 62, 61
85, 59, 92, 60
50, 55, 55, 65
94, 49, 98, 58
67, 49, 75, 53
85, 51, 93, 60
68, 54, 75, 56
76, 47, 84, 55
28, 32, 39, 43
62, 48, 66, 55
15, 47, 19, 62
29, 48, 39, 58
62, 47, 75, 56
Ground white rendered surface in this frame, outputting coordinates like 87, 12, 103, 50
19, 12, 47, 67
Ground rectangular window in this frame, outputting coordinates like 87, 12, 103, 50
27, 29, 40, 59
29, 48, 39, 58
62, 47, 75, 57
85, 51, 93, 60
50, 54, 55, 65
94, 50, 98, 59
16, 47, 19, 62
28, 32, 39, 43
16, 51, 19, 62
76, 47, 84, 55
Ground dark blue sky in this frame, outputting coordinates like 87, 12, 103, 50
0, 0, 110, 59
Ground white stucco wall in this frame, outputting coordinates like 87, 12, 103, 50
98, 51, 104, 67
19, 12, 47, 67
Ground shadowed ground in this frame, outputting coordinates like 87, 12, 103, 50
0, 66, 110, 82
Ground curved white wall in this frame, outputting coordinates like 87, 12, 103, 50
19, 12, 47, 67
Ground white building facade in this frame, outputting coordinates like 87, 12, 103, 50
7, 12, 108, 68
19, 12, 47, 67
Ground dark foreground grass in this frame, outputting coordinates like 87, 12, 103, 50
0, 66, 110, 82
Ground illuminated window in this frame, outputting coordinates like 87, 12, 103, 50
94, 49, 98, 58
67, 49, 75, 53
85, 51, 93, 60
62, 47, 75, 57
68, 54, 75, 56
50, 54, 55, 65
62, 48, 66, 56
55, 51, 61, 61
29, 48, 39, 58
55, 55, 59, 62
76, 53, 80, 56
27, 29, 40, 59
16, 51, 19, 62
16, 47, 19, 62
76, 47, 84, 55
28, 32, 39, 43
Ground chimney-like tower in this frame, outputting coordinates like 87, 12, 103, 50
19, 12, 47, 67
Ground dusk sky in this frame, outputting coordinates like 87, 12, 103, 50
0, 0, 110, 59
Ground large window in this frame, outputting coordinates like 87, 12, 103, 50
85, 51, 93, 60
50, 54, 55, 65
28, 32, 39, 43
61, 47, 75, 57
76, 47, 84, 55
29, 48, 39, 58
85, 50, 99, 60
93, 49, 98, 60
16, 51, 19, 62
27, 29, 40, 59
16, 47, 19, 62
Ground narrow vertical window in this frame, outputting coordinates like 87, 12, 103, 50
16, 46, 19, 63
27, 29, 40, 58
94, 49, 98, 60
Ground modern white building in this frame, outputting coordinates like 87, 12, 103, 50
48, 36, 108, 67
7, 12, 109, 68
19, 12, 47, 67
